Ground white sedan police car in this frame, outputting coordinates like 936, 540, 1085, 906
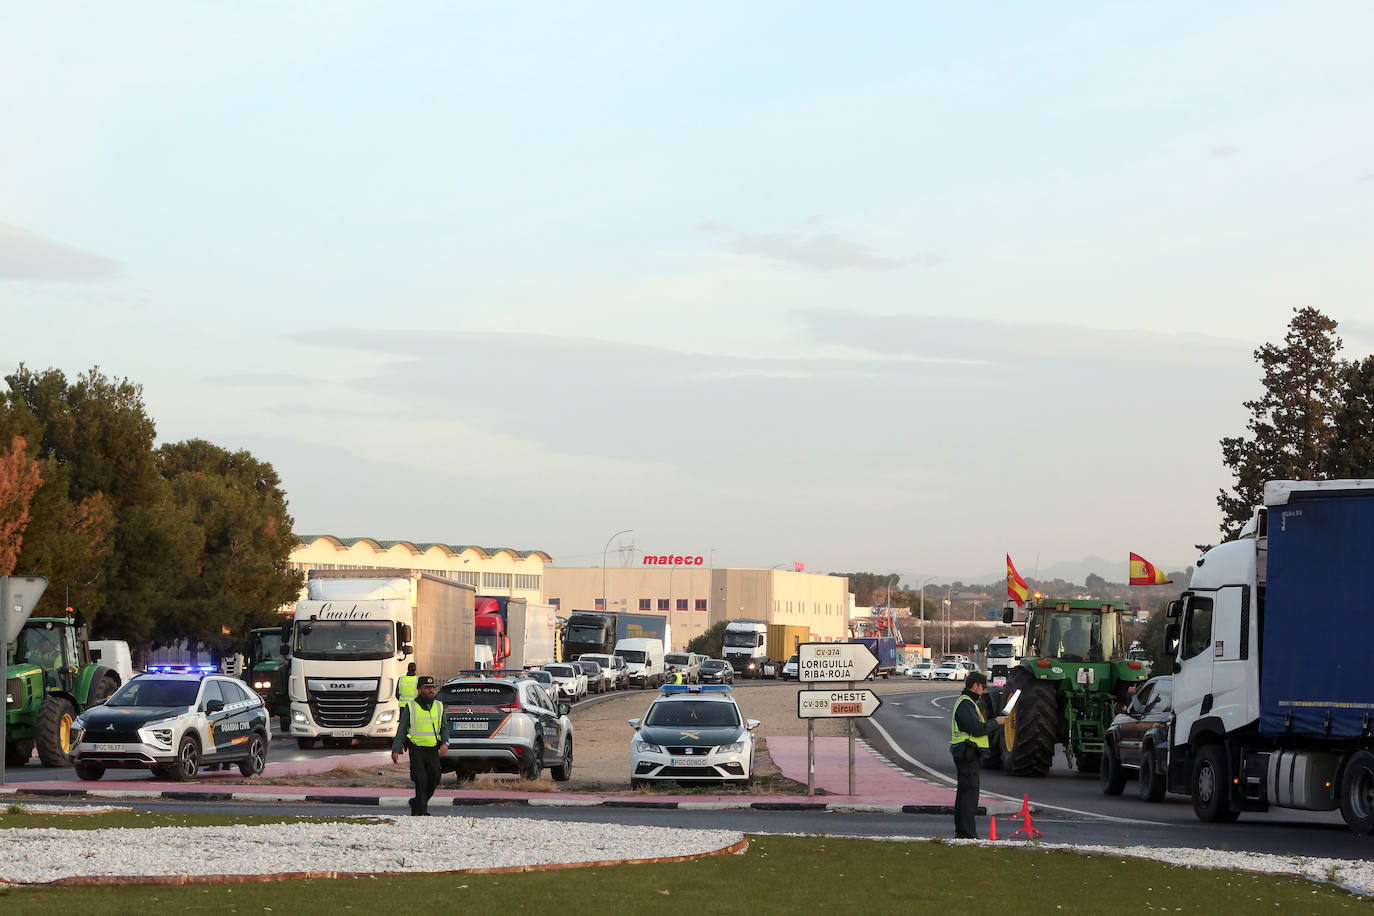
628, 685, 759, 788
69, 673, 270, 782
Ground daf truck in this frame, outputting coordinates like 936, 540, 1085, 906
1164, 479, 1374, 833
286, 569, 475, 749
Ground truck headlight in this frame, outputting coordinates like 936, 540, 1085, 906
377, 711, 395, 724
253, 680, 272, 690
632, 739, 663, 754
292, 710, 308, 723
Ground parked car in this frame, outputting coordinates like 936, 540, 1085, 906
663, 652, 702, 684
932, 662, 966, 681
698, 658, 734, 684
541, 663, 587, 701
781, 654, 799, 680
905, 661, 936, 680
1101, 675, 1173, 802
573, 659, 608, 694
524, 668, 558, 703
578, 653, 625, 689
628, 685, 758, 788
69, 673, 270, 782
437, 676, 573, 782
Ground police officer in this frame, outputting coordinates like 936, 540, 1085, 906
667, 666, 685, 685
950, 670, 1006, 839
390, 675, 449, 815
396, 662, 419, 703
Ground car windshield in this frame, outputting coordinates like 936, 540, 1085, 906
527, 671, 552, 685
579, 661, 601, 673
582, 655, 612, 667
701, 660, 726, 670
917, 662, 933, 669
438, 684, 517, 707
292, 619, 395, 661
665, 654, 689, 665
13, 624, 67, 669
248, 630, 284, 665
616, 650, 645, 664
566, 623, 608, 643
544, 665, 574, 677
107, 679, 200, 708
645, 700, 741, 728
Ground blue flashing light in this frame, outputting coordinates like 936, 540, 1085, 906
659, 684, 732, 694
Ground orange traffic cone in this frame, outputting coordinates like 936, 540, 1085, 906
988, 816, 998, 841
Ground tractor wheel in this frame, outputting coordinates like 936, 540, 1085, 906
999, 668, 1056, 777
5, 739, 35, 767
1191, 744, 1240, 823
92, 674, 120, 703
36, 697, 77, 767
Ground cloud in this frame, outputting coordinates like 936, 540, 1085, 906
698, 220, 935, 272
0, 224, 120, 281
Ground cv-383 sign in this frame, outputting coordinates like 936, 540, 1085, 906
797, 642, 879, 682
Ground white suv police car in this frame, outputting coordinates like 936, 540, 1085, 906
69, 673, 270, 781
628, 685, 759, 788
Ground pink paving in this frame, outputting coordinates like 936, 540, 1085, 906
765, 736, 1004, 808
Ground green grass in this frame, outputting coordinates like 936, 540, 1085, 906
0, 832, 1364, 913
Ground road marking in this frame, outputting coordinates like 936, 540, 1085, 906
905, 715, 942, 719
864, 716, 1170, 826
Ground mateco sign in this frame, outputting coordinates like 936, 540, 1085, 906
642, 555, 704, 566
797, 642, 878, 682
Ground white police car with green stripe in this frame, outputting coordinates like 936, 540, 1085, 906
628, 685, 759, 787
69, 673, 270, 781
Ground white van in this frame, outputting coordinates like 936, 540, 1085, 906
614, 637, 665, 689
88, 640, 134, 685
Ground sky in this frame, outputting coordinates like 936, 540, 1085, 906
3, 3, 1373, 585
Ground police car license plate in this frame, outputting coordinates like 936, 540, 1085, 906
330, 731, 354, 738
93, 743, 124, 752
452, 721, 486, 731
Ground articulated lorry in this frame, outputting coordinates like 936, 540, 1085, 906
1163, 479, 1374, 834
287, 569, 475, 749
722, 620, 768, 676
474, 597, 559, 669
564, 611, 671, 659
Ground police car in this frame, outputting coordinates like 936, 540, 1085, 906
628, 685, 758, 788
69, 672, 270, 781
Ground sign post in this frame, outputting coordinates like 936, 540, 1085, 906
1, 575, 49, 787
796, 641, 881, 795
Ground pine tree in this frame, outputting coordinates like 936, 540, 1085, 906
1218, 307, 1345, 539
1326, 355, 1374, 478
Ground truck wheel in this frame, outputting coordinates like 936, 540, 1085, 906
238, 733, 268, 777
297, 737, 317, 750
75, 762, 105, 781
173, 735, 201, 781
1339, 750, 1374, 834
36, 696, 77, 767
1139, 748, 1166, 802
279, 716, 291, 733
551, 737, 573, 782
4, 739, 34, 767
1100, 742, 1126, 795
999, 669, 1055, 777
522, 741, 543, 780
1190, 744, 1239, 823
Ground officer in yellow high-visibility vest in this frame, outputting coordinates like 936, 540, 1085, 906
390, 676, 449, 815
396, 662, 419, 703
667, 666, 685, 685
950, 670, 1007, 839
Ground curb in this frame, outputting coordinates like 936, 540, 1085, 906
0, 785, 1004, 816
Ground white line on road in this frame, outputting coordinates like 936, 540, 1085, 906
866, 716, 1170, 826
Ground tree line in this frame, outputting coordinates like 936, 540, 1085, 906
0, 365, 302, 652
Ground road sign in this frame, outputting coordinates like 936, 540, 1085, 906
2, 575, 48, 645
797, 688, 883, 719
798, 641, 878, 682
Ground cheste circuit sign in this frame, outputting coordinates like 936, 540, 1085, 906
642, 555, 704, 566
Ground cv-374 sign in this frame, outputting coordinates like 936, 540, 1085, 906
797, 642, 879, 682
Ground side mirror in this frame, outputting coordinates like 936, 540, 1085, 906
204, 698, 225, 714
400, 624, 413, 645
1002, 608, 1013, 625
558, 703, 571, 716
746, 719, 760, 731
1165, 623, 1180, 656
1166, 599, 1183, 620
402, 645, 414, 657
627, 718, 642, 729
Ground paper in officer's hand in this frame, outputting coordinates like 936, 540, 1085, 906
1002, 689, 1021, 716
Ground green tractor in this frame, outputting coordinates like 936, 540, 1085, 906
243, 624, 292, 732
988, 599, 1148, 777
5, 615, 124, 767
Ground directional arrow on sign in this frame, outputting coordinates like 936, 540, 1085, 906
797, 688, 884, 719
797, 641, 879, 683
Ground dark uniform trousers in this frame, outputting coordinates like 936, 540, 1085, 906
408, 742, 442, 815
951, 741, 982, 839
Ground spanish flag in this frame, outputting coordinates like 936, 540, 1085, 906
221, 625, 232, 636
1129, 553, 1173, 586
1007, 554, 1029, 606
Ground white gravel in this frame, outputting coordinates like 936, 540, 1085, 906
0, 814, 744, 885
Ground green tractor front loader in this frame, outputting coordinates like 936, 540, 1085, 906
5, 615, 123, 767
987, 599, 1148, 777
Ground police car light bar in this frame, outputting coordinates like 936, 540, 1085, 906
659, 684, 732, 694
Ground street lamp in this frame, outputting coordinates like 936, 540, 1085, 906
917, 575, 936, 652
602, 529, 632, 613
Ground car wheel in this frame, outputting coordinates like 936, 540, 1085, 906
173, 735, 201, 781
552, 737, 573, 782
1139, 748, 1166, 802
238, 733, 268, 777
521, 741, 543, 780
74, 762, 105, 781
1100, 742, 1126, 795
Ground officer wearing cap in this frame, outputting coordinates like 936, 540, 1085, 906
396, 662, 419, 703
950, 669, 1007, 839
390, 675, 449, 816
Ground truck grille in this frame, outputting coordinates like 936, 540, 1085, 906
308, 690, 377, 729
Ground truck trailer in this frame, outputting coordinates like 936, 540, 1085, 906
1164, 479, 1374, 833
286, 569, 475, 749
766, 624, 810, 673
